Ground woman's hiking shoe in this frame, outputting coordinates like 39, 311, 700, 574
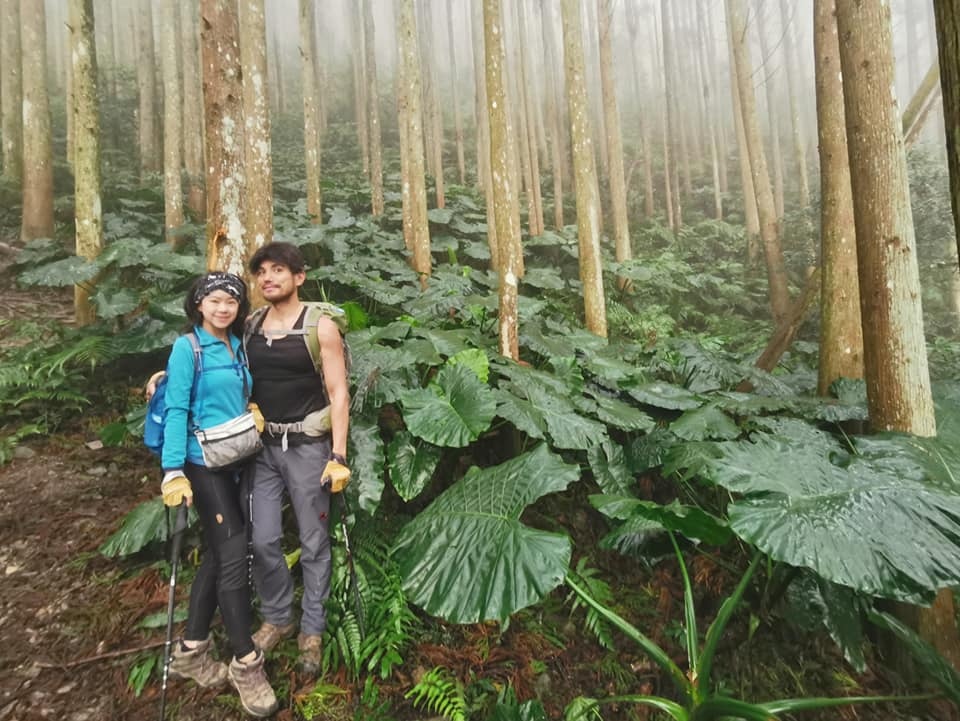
228, 651, 278, 718
297, 633, 323, 675
251, 621, 296, 652
168, 637, 228, 688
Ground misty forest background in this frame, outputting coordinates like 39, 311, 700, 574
3, 0, 960, 719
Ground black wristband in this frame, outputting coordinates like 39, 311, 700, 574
331, 452, 347, 465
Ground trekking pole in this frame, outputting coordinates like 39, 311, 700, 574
336, 493, 365, 637
159, 501, 189, 721
242, 466, 254, 590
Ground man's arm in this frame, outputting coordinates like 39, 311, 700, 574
317, 316, 350, 459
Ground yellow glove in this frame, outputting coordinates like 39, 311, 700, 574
248, 402, 265, 433
161, 471, 193, 507
322, 454, 351, 493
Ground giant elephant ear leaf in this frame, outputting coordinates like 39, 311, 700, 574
400, 362, 497, 447
392, 445, 579, 623
691, 433, 960, 603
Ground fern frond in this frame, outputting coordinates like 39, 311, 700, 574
404, 666, 467, 721
567, 558, 616, 650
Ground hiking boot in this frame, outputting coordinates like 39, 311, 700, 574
298, 632, 323, 675
228, 650, 278, 718
168, 636, 228, 688
251, 621, 295, 653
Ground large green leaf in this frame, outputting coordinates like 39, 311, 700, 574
694, 433, 960, 602
387, 431, 442, 502
494, 389, 546, 440
591, 496, 731, 546
392, 445, 578, 623
93, 287, 140, 319
627, 382, 701, 411
587, 441, 635, 495
515, 383, 608, 450
350, 419, 386, 514
99, 499, 195, 557
785, 573, 866, 672
669, 405, 740, 441
588, 393, 655, 432
400, 363, 497, 447
19, 256, 102, 287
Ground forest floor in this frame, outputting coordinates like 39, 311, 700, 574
0, 286, 957, 721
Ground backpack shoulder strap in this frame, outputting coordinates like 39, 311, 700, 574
184, 331, 203, 426
185, 331, 202, 373
302, 302, 349, 375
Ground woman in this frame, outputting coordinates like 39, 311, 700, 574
159, 272, 277, 718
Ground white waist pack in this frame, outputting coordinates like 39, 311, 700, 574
194, 411, 263, 469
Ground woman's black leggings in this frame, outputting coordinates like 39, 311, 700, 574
183, 462, 254, 659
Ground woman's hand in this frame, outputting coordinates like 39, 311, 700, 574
161, 470, 193, 507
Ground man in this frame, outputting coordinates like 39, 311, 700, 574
243, 242, 351, 675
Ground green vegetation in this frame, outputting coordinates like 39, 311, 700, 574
3, 128, 960, 719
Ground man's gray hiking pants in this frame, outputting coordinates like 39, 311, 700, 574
250, 439, 332, 636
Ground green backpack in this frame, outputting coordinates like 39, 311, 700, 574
243, 301, 351, 381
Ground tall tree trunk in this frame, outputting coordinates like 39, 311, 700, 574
95, 0, 119, 152
200, 0, 246, 274
181, 0, 205, 219
730, 40, 760, 262
515, 0, 543, 237
598, 0, 630, 281
540, 0, 565, 230
300, 0, 322, 223
756, 3, 785, 220
727, 0, 790, 322
418, 0, 444, 209
239, 0, 272, 252
561, 0, 607, 338
46, 1, 66, 93
20, 0, 53, 241
660, 0, 681, 230
362, 0, 384, 217
397, 0, 431, 283
669, 0, 692, 202
160, 0, 184, 241
484, 0, 520, 360
350, 2, 369, 177
835, 0, 960, 671
66, 6, 75, 172
312, 2, 327, 138
472, 0, 497, 262
935, 0, 960, 272
814, 0, 863, 395
136, 0, 159, 180
446, 1, 466, 186
902, 61, 941, 147
779, 0, 811, 208
583, 0, 606, 180
625, 1, 655, 219
70, 0, 102, 326
2, 0, 23, 183
270, 26, 286, 117
695, 0, 722, 220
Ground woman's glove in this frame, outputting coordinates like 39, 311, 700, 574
161, 470, 193, 507
321, 453, 351, 493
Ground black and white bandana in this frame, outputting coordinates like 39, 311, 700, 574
193, 272, 246, 305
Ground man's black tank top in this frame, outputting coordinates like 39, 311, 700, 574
247, 307, 328, 446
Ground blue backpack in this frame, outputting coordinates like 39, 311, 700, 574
144, 333, 202, 457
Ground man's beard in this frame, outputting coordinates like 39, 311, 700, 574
264, 286, 296, 305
